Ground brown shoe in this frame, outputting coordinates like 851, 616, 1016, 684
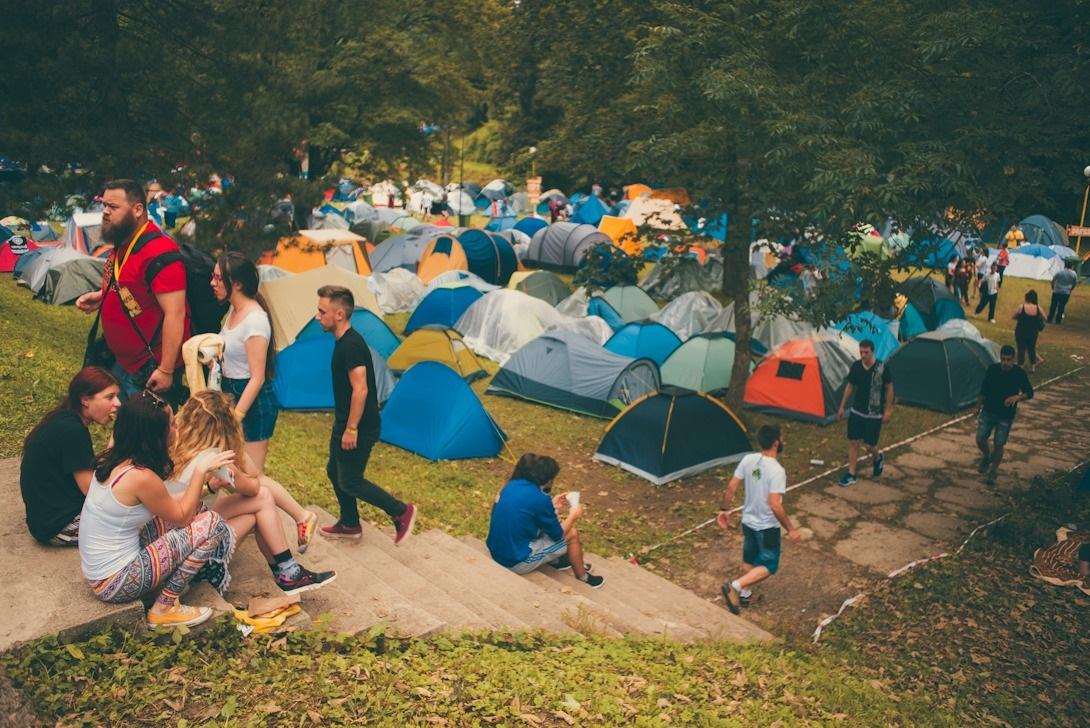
722, 583, 742, 615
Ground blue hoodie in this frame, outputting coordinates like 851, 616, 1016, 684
486, 479, 564, 567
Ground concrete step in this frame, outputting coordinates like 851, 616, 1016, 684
526, 557, 706, 642
605, 557, 773, 643
0, 459, 144, 650
218, 520, 442, 638
458, 535, 624, 638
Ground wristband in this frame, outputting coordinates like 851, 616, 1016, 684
345, 426, 358, 435
234, 408, 245, 419
156, 367, 174, 376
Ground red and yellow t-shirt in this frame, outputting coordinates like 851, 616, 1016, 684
100, 221, 189, 373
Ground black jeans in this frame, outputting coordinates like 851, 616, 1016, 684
1048, 293, 1070, 323
327, 425, 406, 527
1015, 330, 1039, 367
974, 292, 997, 319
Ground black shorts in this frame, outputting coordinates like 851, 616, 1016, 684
847, 412, 883, 446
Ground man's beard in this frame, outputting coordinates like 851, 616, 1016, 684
101, 212, 138, 244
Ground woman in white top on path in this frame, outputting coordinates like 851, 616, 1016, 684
211, 252, 319, 551
79, 391, 235, 628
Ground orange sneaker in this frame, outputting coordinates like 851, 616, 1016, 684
297, 511, 319, 554
147, 601, 213, 629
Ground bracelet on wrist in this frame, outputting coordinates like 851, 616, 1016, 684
156, 367, 174, 376
345, 426, 358, 434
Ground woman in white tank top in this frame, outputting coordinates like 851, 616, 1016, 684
78, 392, 235, 629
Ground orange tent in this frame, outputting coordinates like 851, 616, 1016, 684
261, 229, 372, 275
417, 234, 469, 283
743, 336, 856, 424
650, 187, 691, 206
598, 215, 642, 256
624, 183, 653, 200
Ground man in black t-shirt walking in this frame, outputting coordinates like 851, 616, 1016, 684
836, 339, 894, 486
315, 285, 417, 543
977, 344, 1033, 486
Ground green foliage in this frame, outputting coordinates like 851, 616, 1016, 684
572, 245, 640, 291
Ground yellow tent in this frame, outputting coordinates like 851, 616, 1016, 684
417, 234, 469, 283
262, 229, 372, 275
259, 264, 382, 350
387, 327, 486, 381
598, 215, 643, 256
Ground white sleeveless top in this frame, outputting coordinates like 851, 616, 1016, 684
79, 466, 154, 581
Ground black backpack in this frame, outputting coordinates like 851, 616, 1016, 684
143, 239, 228, 335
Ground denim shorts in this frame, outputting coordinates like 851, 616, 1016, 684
976, 410, 1013, 448
221, 377, 279, 442
742, 523, 782, 574
509, 534, 568, 575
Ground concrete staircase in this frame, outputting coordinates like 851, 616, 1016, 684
1, 456, 771, 649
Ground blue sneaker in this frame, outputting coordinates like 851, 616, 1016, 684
872, 453, 885, 477
838, 473, 858, 487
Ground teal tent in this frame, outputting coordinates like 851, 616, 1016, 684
886, 329, 997, 413
660, 334, 744, 393
601, 285, 658, 323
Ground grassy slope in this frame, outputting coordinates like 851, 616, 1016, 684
2, 273, 1089, 725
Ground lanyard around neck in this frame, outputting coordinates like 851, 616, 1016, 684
113, 220, 151, 281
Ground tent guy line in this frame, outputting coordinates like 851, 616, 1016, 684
632, 365, 1087, 561
810, 455, 1090, 644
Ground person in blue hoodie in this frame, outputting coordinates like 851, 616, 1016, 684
486, 453, 604, 588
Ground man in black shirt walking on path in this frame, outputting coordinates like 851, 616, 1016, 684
837, 339, 894, 486
315, 285, 417, 543
977, 344, 1033, 486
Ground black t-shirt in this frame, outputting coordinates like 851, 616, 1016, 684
848, 359, 893, 416
981, 363, 1033, 420
20, 410, 93, 543
332, 327, 380, 439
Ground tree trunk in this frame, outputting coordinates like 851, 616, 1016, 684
723, 199, 753, 413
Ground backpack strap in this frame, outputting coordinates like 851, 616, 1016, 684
144, 250, 185, 289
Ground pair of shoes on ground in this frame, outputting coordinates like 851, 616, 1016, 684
548, 556, 605, 588
320, 503, 418, 545
838, 454, 884, 487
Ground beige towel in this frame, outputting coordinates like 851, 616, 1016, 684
181, 334, 225, 393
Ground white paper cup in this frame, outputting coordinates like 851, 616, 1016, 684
567, 491, 581, 508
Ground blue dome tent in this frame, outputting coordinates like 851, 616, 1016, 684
405, 285, 483, 334
456, 229, 519, 285
380, 362, 506, 460
604, 321, 682, 366
513, 217, 547, 238
833, 311, 899, 360
570, 195, 609, 226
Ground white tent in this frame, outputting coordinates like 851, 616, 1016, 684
366, 267, 426, 313
623, 197, 685, 230
370, 180, 403, 208
990, 249, 1065, 281
425, 270, 501, 294
456, 289, 612, 364
556, 286, 591, 317
257, 264, 291, 282
649, 291, 724, 340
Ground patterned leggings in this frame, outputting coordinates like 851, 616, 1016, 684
89, 510, 234, 608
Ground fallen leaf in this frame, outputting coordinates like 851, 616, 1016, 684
520, 713, 542, 725
257, 702, 282, 714
415, 687, 434, 698
307, 709, 322, 724
553, 711, 576, 725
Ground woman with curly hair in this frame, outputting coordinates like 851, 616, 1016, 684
171, 390, 335, 595
79, 392, 235, 628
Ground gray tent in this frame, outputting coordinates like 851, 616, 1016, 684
37, 255, 105, 305
640, 256, 722, 300
17, 246, 86, 293
887, 329, 997, 413
526, 222, 611, 271
488, 329, 660, 418
369, 225, 451, 273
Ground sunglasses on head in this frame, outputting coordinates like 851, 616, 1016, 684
141, 388, 169, 408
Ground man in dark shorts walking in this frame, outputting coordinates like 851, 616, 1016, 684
717, 424, 801, 614
837, 339, 894, 486
315, 285, 417, 543
977, 344, 1033, 486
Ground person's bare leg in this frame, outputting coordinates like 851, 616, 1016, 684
213, 487, 290, 555
566, 528, 588, 579
847, 440, 861, 475
735, 565, 771, 590
259, 474, 309, 524
244, 440, 269, 475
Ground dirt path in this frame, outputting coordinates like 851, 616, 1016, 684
652, 367, 1090, 639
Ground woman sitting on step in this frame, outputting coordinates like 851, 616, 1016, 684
170, 390, 335, 596
21, 367, 120, 546
79, 392, 236, 629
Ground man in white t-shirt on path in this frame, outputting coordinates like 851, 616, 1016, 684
717, 424, 800, 614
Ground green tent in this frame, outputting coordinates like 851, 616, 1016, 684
510, 270, 571, 306
660, 334, 739, 393
601, 284, 658, 323
886, 329, 997, 413
36, 256, 105, 305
